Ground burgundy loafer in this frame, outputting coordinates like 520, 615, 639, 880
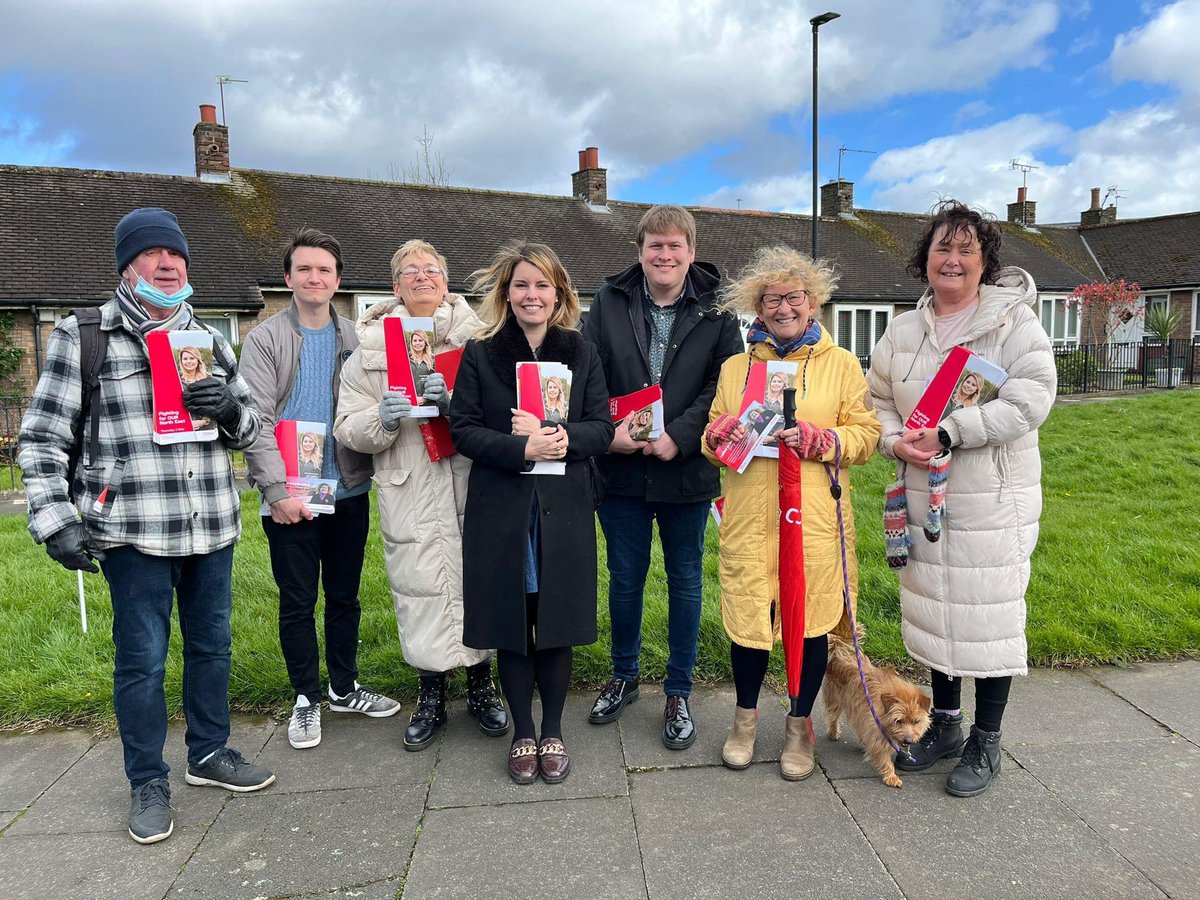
538, 737, 571, 784
508, 738, 539, 785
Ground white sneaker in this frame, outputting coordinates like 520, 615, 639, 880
328, 685, 402, 718
288, 700, 322, 749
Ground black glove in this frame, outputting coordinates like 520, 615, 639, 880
45, 521, 105, 574
182, 377, 243, 432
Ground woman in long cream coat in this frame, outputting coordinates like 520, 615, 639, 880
335, 240, 508, 751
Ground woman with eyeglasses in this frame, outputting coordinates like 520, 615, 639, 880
335, 239, 509, 753
701, 246, 879, 781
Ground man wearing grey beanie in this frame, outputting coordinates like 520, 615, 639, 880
19, 206, 275, 845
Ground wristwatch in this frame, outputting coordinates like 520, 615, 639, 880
936, 427, 952, 450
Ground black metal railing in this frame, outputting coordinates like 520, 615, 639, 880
0, 399, 27, 492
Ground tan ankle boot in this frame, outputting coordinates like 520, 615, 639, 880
780, 714, 815, 781
721, 706, 758, 770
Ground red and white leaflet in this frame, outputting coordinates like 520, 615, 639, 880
710, 496, 726, 527
259, 420, 331, 517
516, 361, 569, 475
713, 401, 780, 474
148, 330, 217, 445
609, 384, 664, 441
382, 316, 438, 418
738, 360, 798, 459
418, 348, 465, 463
905, 346, 1009, 430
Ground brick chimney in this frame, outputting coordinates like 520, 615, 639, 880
820, 180, 854, 217
1080, 186, 1116, 227
193, 104, 231, 183
571, 147, 607, 206
1006, 186, 1037, 227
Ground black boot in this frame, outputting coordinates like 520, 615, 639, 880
895, 711, 965, 772
466, 661, 509, 737
404, 673, 447, 752
945, 725, 1002, 797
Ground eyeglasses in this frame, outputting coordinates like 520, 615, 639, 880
760, 290, 809, 310
399, 264, 444, 280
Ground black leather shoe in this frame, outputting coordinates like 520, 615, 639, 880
662, 696, 696, 750
945, 726, 1002, 797
588, 678, 639, 724
895, 711, 965, 772
465, 661, 509, 737
404, 673, 447, 752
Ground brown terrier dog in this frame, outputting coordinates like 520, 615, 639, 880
823, 635, 931, 788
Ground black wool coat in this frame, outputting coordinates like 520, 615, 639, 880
581, 261, 744, 503
450, 318, 615, 653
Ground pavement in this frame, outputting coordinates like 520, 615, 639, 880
0, 660, 1197, 900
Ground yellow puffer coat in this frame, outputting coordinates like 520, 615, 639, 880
702, 327, 881, 649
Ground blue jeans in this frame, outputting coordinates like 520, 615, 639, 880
597, 496, 708, 697
101, 544, 235, 788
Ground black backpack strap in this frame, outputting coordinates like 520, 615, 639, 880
68, 308, 108, 496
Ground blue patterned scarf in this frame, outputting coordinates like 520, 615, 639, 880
746, 317, 821, 357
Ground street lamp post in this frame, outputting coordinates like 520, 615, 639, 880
810, 11, 840, 260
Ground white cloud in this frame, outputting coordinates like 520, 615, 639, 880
1110, 0, 1200, 97
694, 173, 814, 214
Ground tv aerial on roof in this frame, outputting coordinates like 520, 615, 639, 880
1009, 158, 1039, 191
215, 76, 249, 126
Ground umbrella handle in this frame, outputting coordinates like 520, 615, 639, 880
782, 387, 796, 429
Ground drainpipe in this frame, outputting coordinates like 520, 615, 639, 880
30, 303, 44, 374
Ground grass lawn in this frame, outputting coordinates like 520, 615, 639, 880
1, 391, 1197, 728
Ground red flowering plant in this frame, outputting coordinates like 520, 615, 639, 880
1067, 278, 1143, 345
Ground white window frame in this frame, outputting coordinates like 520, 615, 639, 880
830, 304, 892, 359
354, 293, 394, 319
195, 311, 240, 345
1192, 290, 1200, 337
1039, 294, 1080, 347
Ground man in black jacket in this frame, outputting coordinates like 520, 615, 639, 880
582, 205, 743, 749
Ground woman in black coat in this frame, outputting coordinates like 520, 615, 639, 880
450, 242, 614, 785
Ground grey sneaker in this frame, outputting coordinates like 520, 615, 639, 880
328, 685, 401, 718
128, 778, 173, 844
185, 747, 275, 792
288, 700, 322, 749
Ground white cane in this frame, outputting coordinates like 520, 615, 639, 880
77, 569, 88, 634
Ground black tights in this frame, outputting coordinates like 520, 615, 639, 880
496, 592, 573, 742
730, 634, 829, 717
931, 669, 1012, 733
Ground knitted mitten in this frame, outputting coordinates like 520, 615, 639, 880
923, 450, 952, 542
796, 421, 836, 460
704, 413, 741, 451
884, 476, 911, 568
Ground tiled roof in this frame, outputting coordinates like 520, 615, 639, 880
0, 164, 1160, 310
1080, 212, 1200, 290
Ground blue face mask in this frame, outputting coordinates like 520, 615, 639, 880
126, 269, 193, 309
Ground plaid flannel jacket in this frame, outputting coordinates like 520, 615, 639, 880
18, 299, 261, 557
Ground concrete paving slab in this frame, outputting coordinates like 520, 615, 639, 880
254, 710, 434, 794
1090, 660, 1200, 745
427, 693, 627, 809
834, 765, 1165, 900
169, 784, 425, 899
631, 763, 902, 899
0, 809, 21, 831
404, 797, 645, 899
288, 880, 399, 899
1012, 736, 1200, 899
0, 727, 95, 811
1001, 669, 1166, 745
0, 826, 206, 900
9, 716, 273, 835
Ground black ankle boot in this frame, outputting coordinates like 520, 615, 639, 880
895, 711, 966, 772
404, 673, 447, 752
945, 725, 1002, 797
465, 661, 509, 737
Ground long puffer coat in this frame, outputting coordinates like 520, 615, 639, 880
334, 294, 491, 673
866, 267, 1056, 678
702, 326, 880, 648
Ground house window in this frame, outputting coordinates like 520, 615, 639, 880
832, 305, 891, 361
354, 293, 394, 319
1193, 291, 1200, 337
1039, 295, 1079, 347
196, 313, 238, 345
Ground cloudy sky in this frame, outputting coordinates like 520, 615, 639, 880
3, 0, 1198, 223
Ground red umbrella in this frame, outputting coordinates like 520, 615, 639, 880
778, 388, 806, 701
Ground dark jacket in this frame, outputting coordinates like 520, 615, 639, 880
581, 261, 743, 503
450, 318, 614, 653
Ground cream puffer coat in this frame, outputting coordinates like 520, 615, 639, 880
702, 326, 881, 649
334, 294, 491, 673
866, 267, 1056, 678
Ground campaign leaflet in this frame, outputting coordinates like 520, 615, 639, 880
905, 345, 1009, 430
418, 348, 463, 463
382, 316, 439, 418
147, 330, 219, 445
712, 401, 781, 475
609, 384, 664, 441
710, 496, 726, 527
258, 420, 337, 517
515, 361, 571, 475
737, 360, 799, 459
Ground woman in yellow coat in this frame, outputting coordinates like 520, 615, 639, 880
702, 246, 880, 780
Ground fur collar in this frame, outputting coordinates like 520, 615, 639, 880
484, 316, 584, 388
